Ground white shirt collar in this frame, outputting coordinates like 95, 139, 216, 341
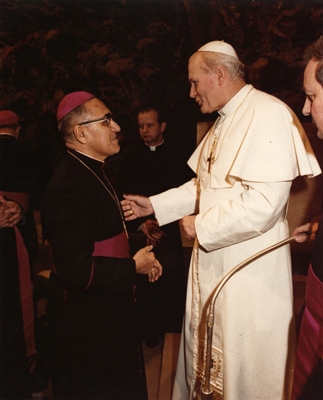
145, 139, 164, 151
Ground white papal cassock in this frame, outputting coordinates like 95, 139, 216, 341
150, 84, 321, 400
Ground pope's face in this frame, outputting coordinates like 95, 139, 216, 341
303, 59, 323, 139
188, 54, 225, 113
79, 98, 121, 160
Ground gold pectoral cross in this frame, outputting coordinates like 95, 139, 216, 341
207, 137, 217, 173
207, 153, 215, 173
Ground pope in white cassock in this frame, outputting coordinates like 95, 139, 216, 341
121, 41, 321, 400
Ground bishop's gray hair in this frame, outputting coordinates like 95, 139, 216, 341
58, 102, 89, 139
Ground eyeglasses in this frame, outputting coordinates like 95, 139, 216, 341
78, 113, 113, 126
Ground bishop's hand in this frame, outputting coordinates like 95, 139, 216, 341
133, 245, 162, 282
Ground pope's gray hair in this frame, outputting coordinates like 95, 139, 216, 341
192, 51, 245, 80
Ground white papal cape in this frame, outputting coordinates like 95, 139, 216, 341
150, 85, 321, 400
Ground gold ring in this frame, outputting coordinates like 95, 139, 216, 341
129, 210, 133, 215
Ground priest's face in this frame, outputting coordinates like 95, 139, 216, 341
138, 110, 166, 146
303, 59, 323, 140
188, 53, 226, 113
78, 98, 121, 160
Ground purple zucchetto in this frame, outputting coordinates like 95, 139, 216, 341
0, 110, 19, 125
57, 91, 95, 122
198, 41, 239, 60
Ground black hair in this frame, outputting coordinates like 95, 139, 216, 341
304, 35, 323, 86
136, 101, 166, 124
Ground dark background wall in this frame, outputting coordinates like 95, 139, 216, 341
1, 0, 323, 202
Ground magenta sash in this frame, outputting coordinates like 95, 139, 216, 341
0, 190, 37, 372
291, 264, 323, 400
14, 226, 37, 373
92, 231, 130, 258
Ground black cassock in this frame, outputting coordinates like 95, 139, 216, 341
0, 134, 38, 399
117, 138, 195, 342
42, 149, 147, 400
0, 227, 33, 399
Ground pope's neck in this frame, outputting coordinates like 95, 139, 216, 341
220, 80, 247, 110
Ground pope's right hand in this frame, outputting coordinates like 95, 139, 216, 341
121, 194, 154, 220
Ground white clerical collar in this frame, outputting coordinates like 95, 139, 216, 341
145, 139, 164, 151
220, 84, 253, 117
74, 150, 104, 163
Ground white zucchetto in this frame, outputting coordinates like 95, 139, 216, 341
198, 41, 239, 60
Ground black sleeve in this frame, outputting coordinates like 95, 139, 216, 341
42, 180, 136, 295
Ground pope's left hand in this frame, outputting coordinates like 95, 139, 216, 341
180, 215, 197, 239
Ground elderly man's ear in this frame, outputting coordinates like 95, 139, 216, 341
215, 65, 227, 85
73, 125, 87, 143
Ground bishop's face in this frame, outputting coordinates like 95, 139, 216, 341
77, 98, 121, 160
